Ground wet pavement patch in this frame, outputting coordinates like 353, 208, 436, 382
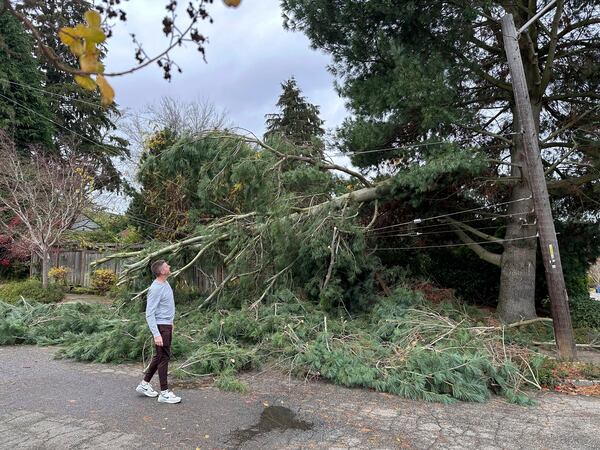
229, 405, 313, 445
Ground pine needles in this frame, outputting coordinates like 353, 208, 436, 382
0, 288, 544, 405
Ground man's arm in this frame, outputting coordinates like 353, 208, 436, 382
145, 286, 162, 342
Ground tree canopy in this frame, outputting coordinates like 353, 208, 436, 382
281, 0, 600, 321
0, 12, 54, 150
265, 77, 325, 157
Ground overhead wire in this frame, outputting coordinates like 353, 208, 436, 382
366, 196, 533, 233
371, 234, 539, 251
368, 210, 534, 236
0, 78, 562, 253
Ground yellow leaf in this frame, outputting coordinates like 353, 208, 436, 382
96, 74, 115, 106
58, 27, 76, 46
80, 53, 101, 73
223, 0, 241, 6
84, 40, 97, 54
74, 75, 97, 91
71, 24, 89, 38
72, 23, 106, 43
84, 10, 102, 28
86, 27, 106, 44
69, 41, 85, 57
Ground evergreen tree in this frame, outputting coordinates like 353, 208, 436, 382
282, 0, 600, 321
0, 12, 54, 151
265, 78, 325, 157
126, 128, 191, 241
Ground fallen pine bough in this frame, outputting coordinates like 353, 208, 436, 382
0, 288, 558, 405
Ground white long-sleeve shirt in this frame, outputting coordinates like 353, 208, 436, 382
145, 280, 175, 337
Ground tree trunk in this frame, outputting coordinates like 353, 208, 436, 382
41, 250, 49, 289
497, 108, 538, 322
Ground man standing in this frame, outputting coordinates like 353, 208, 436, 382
135, 259, 181, 404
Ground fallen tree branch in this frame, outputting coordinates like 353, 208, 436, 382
532, 341, 600, 349
249, 262, 296, 310
197, 272, 235, 310
447, 223, 502, 267
321, 226, 339, 294
222, 130, 373, 188
444, 217, 504, 244
170, 234, 229, 279
506, 317, 553, 328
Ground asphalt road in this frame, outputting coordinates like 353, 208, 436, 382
1, 346, 600, 449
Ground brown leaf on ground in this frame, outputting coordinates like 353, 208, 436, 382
555, 383, 600, 396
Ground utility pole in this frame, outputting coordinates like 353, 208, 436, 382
501, 13, 576, 360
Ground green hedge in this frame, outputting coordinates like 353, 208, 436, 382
0, 279, 64, 304
570, 295, 600, 330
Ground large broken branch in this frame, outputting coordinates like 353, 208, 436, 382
215, 130, 373, 188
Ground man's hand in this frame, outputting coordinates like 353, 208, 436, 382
154, 335, 163, 346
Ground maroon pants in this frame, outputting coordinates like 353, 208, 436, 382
143, 324, 172, 391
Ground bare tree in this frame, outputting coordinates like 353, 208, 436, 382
0, 131, 94, 287
124, 97, 231, 149
119, 97, 231, 187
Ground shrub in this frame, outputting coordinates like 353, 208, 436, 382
0, 279, 64, 304
91, 269, 117, 293
570, 295, 600, 330
48, 266, 70, 285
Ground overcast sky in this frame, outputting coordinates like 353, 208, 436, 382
105, 0, 347, 137
98, 0, 351, 212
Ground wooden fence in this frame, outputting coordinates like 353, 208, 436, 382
30, 245, 225, 292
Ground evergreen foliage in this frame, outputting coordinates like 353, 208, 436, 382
281, 0, 600, 318
264, 78, 325, 157
0, 12, 54, 150
0, 289, 546, 404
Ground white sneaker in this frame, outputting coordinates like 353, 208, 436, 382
157, 390, 181, 404
136, 382, 159, 398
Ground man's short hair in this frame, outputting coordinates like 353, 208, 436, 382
151, 259, 166, 277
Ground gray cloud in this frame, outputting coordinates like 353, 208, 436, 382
105, 0, 347, 136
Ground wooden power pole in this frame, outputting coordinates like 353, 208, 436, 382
501, 14, 576, 360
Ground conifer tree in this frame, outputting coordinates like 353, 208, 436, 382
281, 0, 600, 321
265, 78, 325, 157
0, 12, 54, 151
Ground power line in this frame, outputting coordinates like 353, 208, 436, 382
366, 196, 532, 233
368, 210, 533, 236
370, 234, 538, 251
0, 91, 125, 158
3, 77, 520, 160
368, 224, 505, 239
1, 86, 532, 239
0, 87, 228, 211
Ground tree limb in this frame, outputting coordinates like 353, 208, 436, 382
544, 145, 578, 176
231, 131, 372, 188
448, 223, 502, 267
444, 217, 504, 244
540, 0, 564, 91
